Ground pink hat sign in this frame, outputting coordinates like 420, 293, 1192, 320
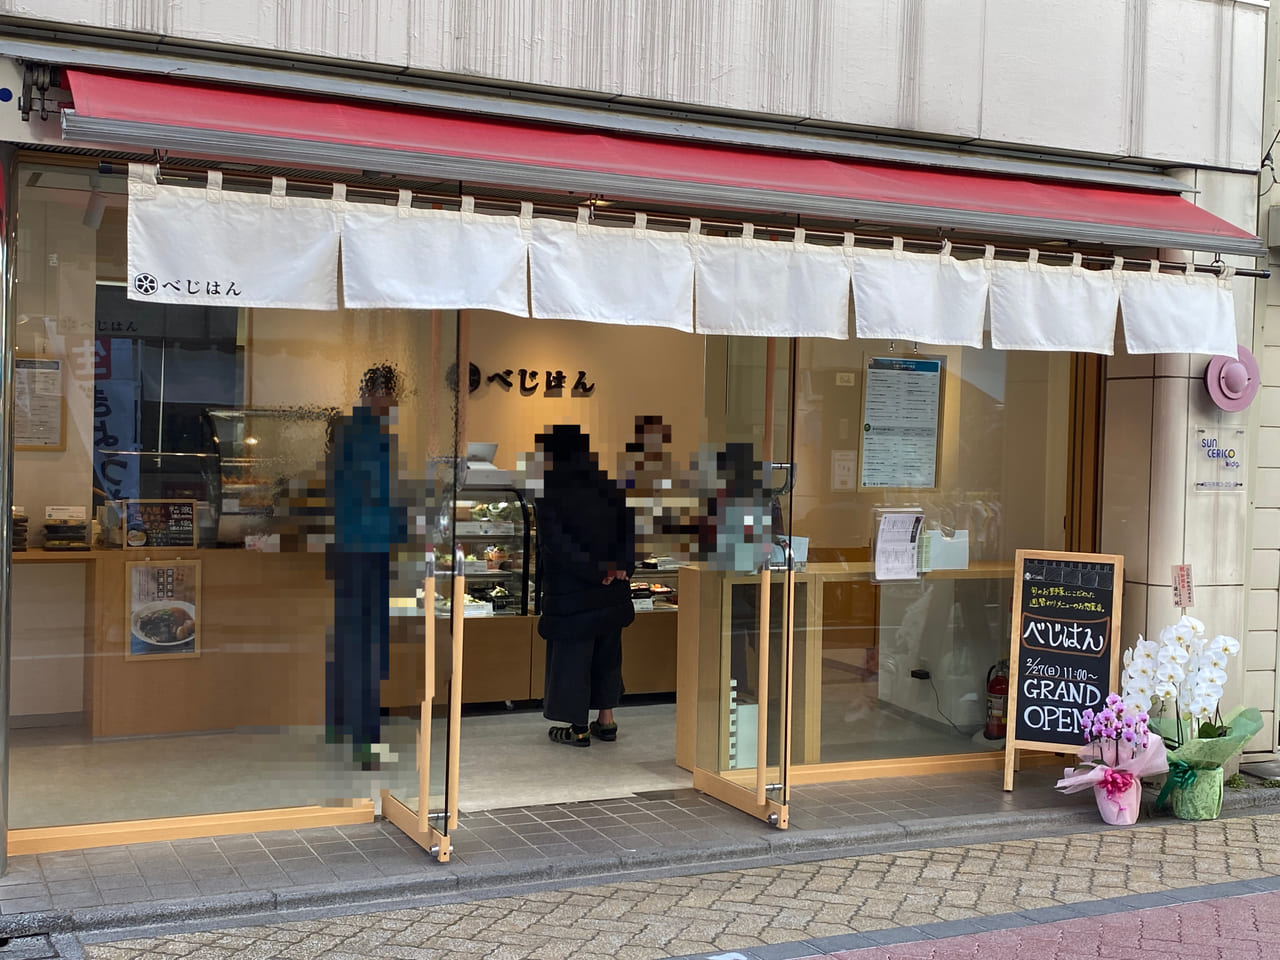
1205, 345, 1259, 412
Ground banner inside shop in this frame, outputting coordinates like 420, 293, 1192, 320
126, 163, 1240, 357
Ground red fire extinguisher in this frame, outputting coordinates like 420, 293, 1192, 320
985, 660, 1009, 739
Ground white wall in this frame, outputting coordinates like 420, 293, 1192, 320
2, 0, 1266, 169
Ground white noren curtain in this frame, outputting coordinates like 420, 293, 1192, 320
127, 165, 340, 310
342, 194, 530, 314
693, 226, 850, 338
529, 210, 695, 331
1120, 263, 1238, 357
988, 252, 1120, 354
851, 240, 988, 348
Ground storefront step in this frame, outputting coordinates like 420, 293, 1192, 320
1, 767, 1279, 944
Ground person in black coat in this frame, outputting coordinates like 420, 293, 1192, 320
533, 425, 636, 747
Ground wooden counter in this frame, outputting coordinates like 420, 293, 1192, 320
17, 548, 331, 737
14, 549, 679, 738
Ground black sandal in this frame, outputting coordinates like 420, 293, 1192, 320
589, 720, 617, 741
548, 725, 590, 747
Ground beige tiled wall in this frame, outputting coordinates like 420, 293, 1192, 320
1255, 247, 1280, 755
1104, 163, 1273, 757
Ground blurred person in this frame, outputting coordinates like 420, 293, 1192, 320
619, 415, 674, 493
326, 364, 408, 768
533, 424, 636, 747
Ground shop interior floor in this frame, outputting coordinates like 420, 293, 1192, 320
8, 703, 687, 829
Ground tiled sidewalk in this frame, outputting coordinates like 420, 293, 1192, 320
75, 812, 1280, 959
816, 887, 1280, 959
4, 765, 1280, 937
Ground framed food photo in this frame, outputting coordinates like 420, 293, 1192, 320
125, 560, 201, 660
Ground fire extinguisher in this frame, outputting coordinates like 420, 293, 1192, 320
985, 659, 1009, 740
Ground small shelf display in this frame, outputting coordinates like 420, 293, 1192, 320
630, 559, 680, 611
437, 487, 532, 617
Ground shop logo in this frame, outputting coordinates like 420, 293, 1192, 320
133, 273, 158, 296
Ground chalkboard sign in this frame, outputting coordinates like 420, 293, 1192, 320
122, 499, 197, 549
1003, 549, 1123, 791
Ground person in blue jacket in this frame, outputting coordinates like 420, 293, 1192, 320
327, 364, 408, 768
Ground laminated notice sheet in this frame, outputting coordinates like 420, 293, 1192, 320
875, 512, 924, 580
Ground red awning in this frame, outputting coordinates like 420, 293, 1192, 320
60, 68, 1263, 257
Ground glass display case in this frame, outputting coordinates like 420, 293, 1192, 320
206, 407, 335, 545
446, 486, 533, 616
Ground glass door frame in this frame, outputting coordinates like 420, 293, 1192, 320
687, 337, 796, 828
381, 310, 464, 862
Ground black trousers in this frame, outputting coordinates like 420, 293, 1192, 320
327, 551, 390, 750
542, 629, 624, 726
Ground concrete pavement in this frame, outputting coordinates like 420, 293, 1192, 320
47, 809, 1280, 959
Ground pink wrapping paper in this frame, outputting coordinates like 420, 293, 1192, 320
1093, 775, 1141, 825
1056, 737, 1169, 796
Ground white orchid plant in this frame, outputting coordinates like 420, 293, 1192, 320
1120, 614, 1240, 743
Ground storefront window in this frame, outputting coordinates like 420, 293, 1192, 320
788, 339, 1071, 765
10, 163, 458, 830
7, 161, 1080, 842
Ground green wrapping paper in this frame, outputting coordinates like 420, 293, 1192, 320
1169, 765, 1224, 820
1151, 706, 1263, 820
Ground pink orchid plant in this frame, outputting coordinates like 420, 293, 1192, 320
1079, 693, 1152, 768
1056, 692, 1168, 823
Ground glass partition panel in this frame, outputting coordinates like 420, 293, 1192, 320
9, 162, 459, 838
789, 339, 1071, 765
691, 337, 794, 822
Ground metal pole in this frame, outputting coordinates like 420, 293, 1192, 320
0, 144, 20, 874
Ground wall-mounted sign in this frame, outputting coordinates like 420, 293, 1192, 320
1192, 425, 1246, 493
14, 356, 65, 451
830, 449, 857, 491
1004, 549, 1123, 792
452, 362, 596, 397
859, 356, 942, 489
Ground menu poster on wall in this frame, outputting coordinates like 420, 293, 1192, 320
1003, 549, 1123, 792
125, 559, 200, 660
859, 356, 942, 489
14, 356, 65, 451
122, 499, 197, 549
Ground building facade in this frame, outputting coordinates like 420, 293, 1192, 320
0, 0, 1273, 865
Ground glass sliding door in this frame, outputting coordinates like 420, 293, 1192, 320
687, 337, 796, 825
381, 310, 462, 860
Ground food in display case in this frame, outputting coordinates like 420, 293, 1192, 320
206, 407, 334, 546
451, 486, 534, 617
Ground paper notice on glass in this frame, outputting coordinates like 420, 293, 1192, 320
875, 512, 924, 580
14, 357, 64, 449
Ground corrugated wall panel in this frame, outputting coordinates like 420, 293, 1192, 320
0, 0, 1265, 169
